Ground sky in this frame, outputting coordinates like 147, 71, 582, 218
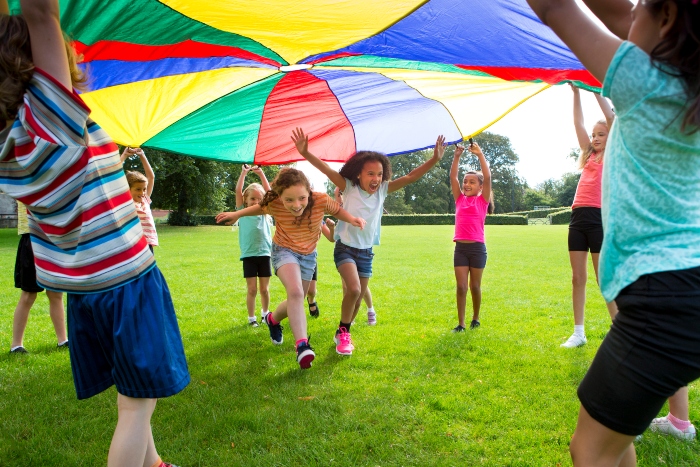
298, 1, 613, 192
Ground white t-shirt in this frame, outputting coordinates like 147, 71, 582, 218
334, 177, 389, 249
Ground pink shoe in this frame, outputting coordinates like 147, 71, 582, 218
334, 327, 354, 355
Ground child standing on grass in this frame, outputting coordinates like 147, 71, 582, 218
10, 201, 67, 354
561, 84, 618, 348
121, 147, 159, 253
306, 217, 337, 318
235, 164, 272, 327
526, 0, 700, 465
0, 2, 189, 466
449, 141, 493, 332
293, 127, 446, 356
216, 168, 365, 369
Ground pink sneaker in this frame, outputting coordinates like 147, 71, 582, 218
334, 327, 354, 355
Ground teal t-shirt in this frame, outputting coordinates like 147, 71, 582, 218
237, 205, 272, 259
600, 42, 700, 301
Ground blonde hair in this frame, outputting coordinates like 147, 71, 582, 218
243, 183, 265, 205
125, 171, 147, 187
578, 119, 608, 169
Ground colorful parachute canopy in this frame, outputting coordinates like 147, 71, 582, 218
9, 0, 599, 165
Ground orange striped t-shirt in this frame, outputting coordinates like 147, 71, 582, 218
261, 192, 341, 255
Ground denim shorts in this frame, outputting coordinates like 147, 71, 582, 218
334, 241, 374, 278
271, 243, 317, 282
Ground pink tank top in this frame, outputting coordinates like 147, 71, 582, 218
454, 194, 489, 243
572, 154, 603, 209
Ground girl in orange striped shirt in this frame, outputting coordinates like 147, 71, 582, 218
216, 168, 365, 369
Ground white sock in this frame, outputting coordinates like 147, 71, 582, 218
57, 340, 68, 346
367, 307, 375, 314
261, 310, 270, 316
574, 325, 585, 337
249, 316, 257, 322
10, 345, 22, 351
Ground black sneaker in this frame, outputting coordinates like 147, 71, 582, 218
265, 313, 283, 345
296, 339, 315, 369
452, 325, 466, 333
308, 301, 320, 318
249, 319, 259, 328
10, 346, 28, 354
470, 320, 480, 329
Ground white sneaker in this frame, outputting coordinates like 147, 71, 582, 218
560, 333, 587, 348
650, 416, 696, 440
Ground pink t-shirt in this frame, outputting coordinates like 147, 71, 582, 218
134, 194, 159, 246
572, 154, 603, 209
454, 194, 489, 243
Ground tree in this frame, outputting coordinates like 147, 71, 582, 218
522, 187, 555, 210
554, 172, 581, 207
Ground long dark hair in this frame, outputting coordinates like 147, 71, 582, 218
464, 171, 495, 214
339, 151, 392, 187
643, 0, 700, 132
260, 168, 315, 229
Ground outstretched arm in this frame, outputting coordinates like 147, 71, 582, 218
215, 204, 264, 226
292, 128, 346, 191
21, 0, 72, 90
581, 0, 633, 40
135, 149, 155, 197
526, 0, 622, 83
469, 142, 492, 205
595, 93, 615, 133
389, 135, 446, 193
450, 144, 465, 201
321, 218, 335, 242
571, 85, 591, 152
235, 165, 250, 207
251, 166, 271, 192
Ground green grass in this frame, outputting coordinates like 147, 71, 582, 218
0, 225, 698, 466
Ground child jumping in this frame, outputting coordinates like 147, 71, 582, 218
449, 141, 493, 332
234, 164, 272, 327
121, 147, 159, 252
215, 168, 365, 369
561, 85, 618, 348
526, 0, 700, 465
293, 127, 446, 355
0, 2, 189, 466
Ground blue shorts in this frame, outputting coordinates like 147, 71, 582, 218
334, 241, 374, 278
67, 266, 190, 400
271, 243, 317, 282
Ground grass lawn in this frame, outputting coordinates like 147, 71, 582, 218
0, 225, 698, 466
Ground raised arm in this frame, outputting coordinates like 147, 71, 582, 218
581, 0, 633, 40
595, 93, 615, 133
571, 85, 591, 151
526, 0, 622, 83
215, 204, 264, 226
388, 135, 446, 193
251, 166, 271, 192
450, 144, 465, 201
21, 0, 71, 89
135, 148, 155, 197
120, 147, 137, 164
470, 142, 492, 205
291, 128, 346, 191
235, 165, 250, 208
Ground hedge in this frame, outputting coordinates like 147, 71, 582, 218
507, 207, 567, 218
547, 208, 572, 225
180, 213, 528, 226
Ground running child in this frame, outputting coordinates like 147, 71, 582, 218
234, 164, 272, 327
0, 2, 189, 465
292, 127, 446, 355
121, 147, 159, 253
561, 84, 619, 348
526, 0, 700, 465
215, 168, 365, 369
449, 141, 493, 332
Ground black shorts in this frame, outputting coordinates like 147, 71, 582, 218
311, 265, 318, 282
568, 207, 603, 253
14, 234, 43, 293
242, 256, 272, 278
577, 266, 700, 436
453, 242, 487, 269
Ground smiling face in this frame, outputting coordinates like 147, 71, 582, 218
245, 189, 264, 208
359, 160, 384, 194
280, 184, 309, 217
462, 173, 482, 196
591, 123, 609, 153
129, 182, 148, 203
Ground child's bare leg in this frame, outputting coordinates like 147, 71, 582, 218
306, 279, 317, 305
469, 267, 484, 322
338, 263, 361, 324
143, 423, 158, 467
11, 291, 37, 348
245, 277, 258, 319
570, 405, 636, 467
454, 267, 469, 328
363, 286, 373, 308
108, 394, 157, 467
591, 253, 619, 320
350, 278, 370, 323
46, 290, 67, 343
668, 386, 690, 421
259, 277, 271, 313
569, 251, 589, 326
274, 264, 309, 341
